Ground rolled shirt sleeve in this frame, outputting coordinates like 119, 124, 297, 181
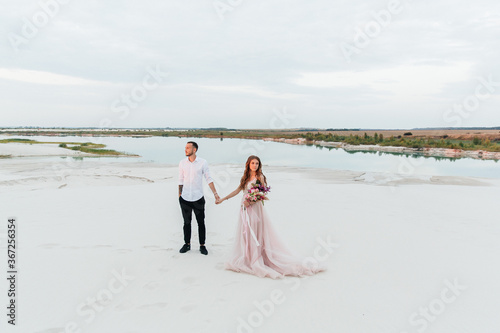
202, 159, 213, 184
178, 160, 184, 185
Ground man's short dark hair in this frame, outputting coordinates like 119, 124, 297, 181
187, 141, 198, 151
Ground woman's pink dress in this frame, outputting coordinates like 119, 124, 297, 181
225, 178, 325, 279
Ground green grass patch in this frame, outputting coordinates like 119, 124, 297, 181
78, 147, 125, 155
0, 138, 37, 144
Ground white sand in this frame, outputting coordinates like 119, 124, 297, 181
1, 156, 499, 333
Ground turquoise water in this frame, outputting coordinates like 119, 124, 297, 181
1, 135, 499, 179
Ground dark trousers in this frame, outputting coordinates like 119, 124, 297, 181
179, 196, 206, 245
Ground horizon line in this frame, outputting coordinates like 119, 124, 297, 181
1, 126, 500, 131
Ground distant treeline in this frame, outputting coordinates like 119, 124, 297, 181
411, 126, 500, 130
303, 132, 500, 152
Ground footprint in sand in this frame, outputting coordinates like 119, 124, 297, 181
115, 248, 133, 254
182, 276, 197, 284
182, 276, 201, 291
215, 297, 227, 304
38, 243, 59, 249
222, 281, 240, 287
115, 301, 134, 312
154, 247, 173, 252
180, 304, 197, 313
142, 281, 160, 290
35, 328, 65, 333
137, 302, 168, 310
35, 327, 65, 333
158, 265, 170, 273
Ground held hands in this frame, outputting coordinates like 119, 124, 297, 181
215, 197, 253, 206
216, 193, 228, 204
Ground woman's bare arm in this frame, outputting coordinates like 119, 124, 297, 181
218, 187, 242, 204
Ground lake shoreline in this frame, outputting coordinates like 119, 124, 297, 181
263, 137, 500, 161
1, 132, 500, 161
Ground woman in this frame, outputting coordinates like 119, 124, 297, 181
217, 155, 324, 279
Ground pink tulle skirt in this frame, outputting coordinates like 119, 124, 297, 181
225, 199, 325, 279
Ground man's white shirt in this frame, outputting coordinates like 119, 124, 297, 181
178, 156, 213, 201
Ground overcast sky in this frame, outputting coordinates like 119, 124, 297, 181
1, 0, 499, 129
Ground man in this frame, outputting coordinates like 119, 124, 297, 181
178, 141, 219, 255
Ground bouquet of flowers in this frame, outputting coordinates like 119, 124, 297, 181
244, 180, 271, 206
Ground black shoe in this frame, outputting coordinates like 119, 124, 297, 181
179, 244, 190, 253
200, 246, 208, 255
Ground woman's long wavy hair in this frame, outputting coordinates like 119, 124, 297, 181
239, 155, 267, 190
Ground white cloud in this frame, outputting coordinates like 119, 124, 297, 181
0, 68, 114, 86
194, 84, 307, 100
293, 62, 474, 98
